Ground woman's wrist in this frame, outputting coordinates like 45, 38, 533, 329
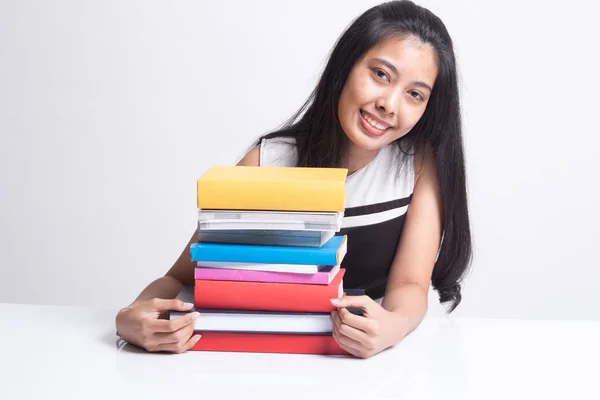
115, 306, 133, 336
385, 309, 412, 347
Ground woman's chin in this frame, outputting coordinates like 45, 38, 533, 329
346, 130, 386, 152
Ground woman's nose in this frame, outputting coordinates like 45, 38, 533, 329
375, 88, 401, 116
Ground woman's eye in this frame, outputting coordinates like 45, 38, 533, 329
410, 91, 424, 101
374, 69, 389, 81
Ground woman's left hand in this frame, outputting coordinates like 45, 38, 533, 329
330, 295, 404, 359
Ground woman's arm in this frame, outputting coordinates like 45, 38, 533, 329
381, 144, 443, 339
115, 145, 261, 352
330, 145, 443, 357
124, 145, 262, 308
125, 230, 198, 309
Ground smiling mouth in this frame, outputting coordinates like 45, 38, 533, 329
359, 110, 391, 136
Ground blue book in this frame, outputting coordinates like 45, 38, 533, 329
190, 235, 347, 266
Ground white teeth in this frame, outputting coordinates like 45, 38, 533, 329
361, 111, 386, 130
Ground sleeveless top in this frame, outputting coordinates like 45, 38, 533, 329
257, 136, 415, 299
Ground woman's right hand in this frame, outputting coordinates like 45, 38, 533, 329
115, 298, 201, 353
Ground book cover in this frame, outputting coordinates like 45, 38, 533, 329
194, 269, 345, 312
196, 165, 347, 212
190, 235, 347, 265
194, 263, 340, 285
187, 332, 348, 355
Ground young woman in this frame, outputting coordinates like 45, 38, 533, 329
115, 0, 473, 359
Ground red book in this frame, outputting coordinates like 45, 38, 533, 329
189, 332, 349, 355
194, 269, 345, 312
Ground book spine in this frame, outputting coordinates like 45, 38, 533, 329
194, 267, 331, 285
188, 332, 348, 355
194, 269, 344, 312
197, 261, 320, 274
189, 243, 339, 265
196, 232, 323, 248
197, 179, 345, 212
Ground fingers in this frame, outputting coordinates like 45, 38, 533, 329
148, 311, 200, 333
331, 318, 362, 355
119, 298, 202, 354
330, 295, 375, 312
154, 333, 202, 354
331, 310, 380, 359
155, 321, 196, 345
336, 307, 374, 333
141, 313, 201, 354
148, 298, 195, 312
331, 310, 371, 343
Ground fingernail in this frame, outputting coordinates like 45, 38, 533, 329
191, 312, 200, 320
184, 302, 194, 308
330, 299, 340, 306
194, 334, 202, 341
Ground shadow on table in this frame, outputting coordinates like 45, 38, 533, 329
108, 317, 468, 398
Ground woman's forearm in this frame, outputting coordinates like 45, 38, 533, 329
382, 282, 429, 344
128, 275, 185, 308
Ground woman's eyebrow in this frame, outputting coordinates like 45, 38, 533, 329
412, 81, 433, 92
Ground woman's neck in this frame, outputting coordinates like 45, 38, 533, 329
340, 141, 380, 175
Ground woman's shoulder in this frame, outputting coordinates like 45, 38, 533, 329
235, 135, 298, 167
258, 135, 299, 167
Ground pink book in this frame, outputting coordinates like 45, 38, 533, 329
194, 264, 341, 285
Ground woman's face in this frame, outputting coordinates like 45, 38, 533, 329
338, 35, 438, 155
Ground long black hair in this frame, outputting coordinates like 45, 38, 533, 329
258, 0, 472, 312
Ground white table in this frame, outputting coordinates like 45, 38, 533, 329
0, 303, 598, 399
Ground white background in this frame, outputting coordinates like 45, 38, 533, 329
1, 0, 598, 320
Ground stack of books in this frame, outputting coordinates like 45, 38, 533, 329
169, 165, 351, 355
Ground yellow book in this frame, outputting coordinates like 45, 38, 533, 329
197, 166, 347, 212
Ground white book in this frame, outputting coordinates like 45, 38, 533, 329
197, 209, 344, 231
198, 220, 338, 231
169, 309, 333, 334
196, 261, 327, 274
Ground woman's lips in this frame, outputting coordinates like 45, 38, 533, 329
359, 109, 390, 136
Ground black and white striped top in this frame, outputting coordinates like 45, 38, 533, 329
257, 136, 415, 299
